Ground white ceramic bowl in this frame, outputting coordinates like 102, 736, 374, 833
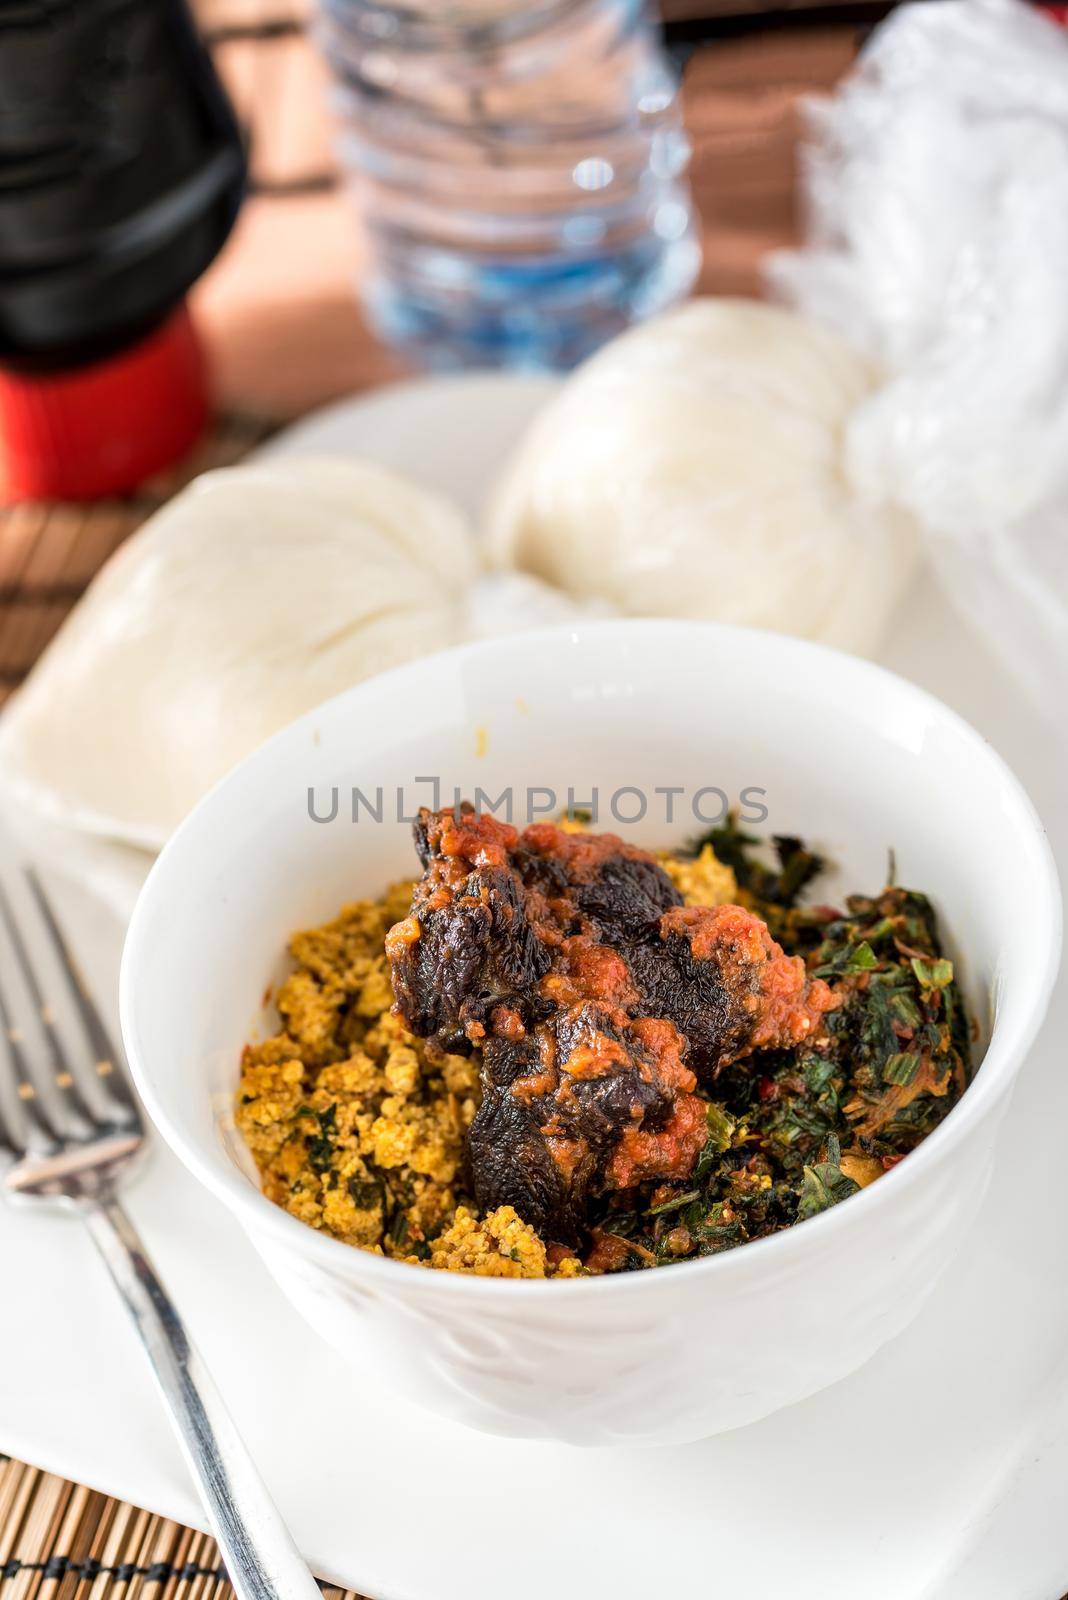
121, 621, 1061, 1447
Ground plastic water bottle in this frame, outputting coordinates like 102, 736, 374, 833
320, 0, 700, 368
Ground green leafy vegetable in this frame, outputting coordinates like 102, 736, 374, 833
586, 825, 971, 1269
797, 1160, 860, 1221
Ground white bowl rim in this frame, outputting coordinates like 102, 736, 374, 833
120, 618, 1063, 1301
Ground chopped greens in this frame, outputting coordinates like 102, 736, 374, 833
697, 817, 826, 909
587, 830, 971, 1265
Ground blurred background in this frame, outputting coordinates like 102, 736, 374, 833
2, 0, 1065, 711
0, 0, 892, 709
190, 0, 871, 414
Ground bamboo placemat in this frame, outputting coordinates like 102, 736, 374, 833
0, 1457, 361, 1599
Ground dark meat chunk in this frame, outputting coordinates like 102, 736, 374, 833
516, 822, 683, 936
629, 903, 837, 1077
387, 810, 683, 1048
387, 807, 837, 1242
385, 809, 553, 1051
467, 1006, 705, 1245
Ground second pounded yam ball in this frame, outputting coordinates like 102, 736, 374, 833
487, 298, 918, 653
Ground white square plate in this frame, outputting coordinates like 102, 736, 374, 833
0, 375, 1064, 1600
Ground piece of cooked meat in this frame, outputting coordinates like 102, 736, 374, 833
467, 1007, 706, 1244
385, 808, 553, 1051
626, 902, 838, 1077
518, 820, 685, 937
386, 809, 683, 1048
387, 806, 837, 1241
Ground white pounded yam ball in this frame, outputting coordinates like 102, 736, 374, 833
241, 456, 475, 586
487, 298, 918, 652
0, 457, 478, 846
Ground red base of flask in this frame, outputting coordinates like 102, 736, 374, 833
0, 305, 209, 503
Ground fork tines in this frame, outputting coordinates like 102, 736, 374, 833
0, 867, 139, 1161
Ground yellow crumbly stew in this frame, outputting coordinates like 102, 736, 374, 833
236, 844, 736, 1279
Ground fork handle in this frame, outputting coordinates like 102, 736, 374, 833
81, 1195, 323, 1600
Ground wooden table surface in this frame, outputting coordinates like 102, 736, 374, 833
0, 9, 866, 1597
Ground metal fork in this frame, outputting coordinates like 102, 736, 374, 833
0, 865, 321, 1600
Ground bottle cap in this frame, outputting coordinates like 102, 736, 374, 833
0, 305, 209, 502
